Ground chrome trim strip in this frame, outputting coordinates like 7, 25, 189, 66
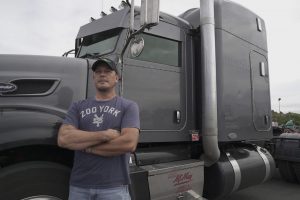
257, 146, 271, 183
226, 152, 241, 193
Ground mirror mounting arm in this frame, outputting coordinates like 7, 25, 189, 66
118, 24, 151, 96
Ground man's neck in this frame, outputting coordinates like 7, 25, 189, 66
95, 91, 117, 101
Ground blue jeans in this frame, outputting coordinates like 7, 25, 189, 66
68, 185, 131, 200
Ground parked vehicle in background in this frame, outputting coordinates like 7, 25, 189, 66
273, 120, 300, 184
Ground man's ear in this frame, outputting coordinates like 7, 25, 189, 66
116, 74, 121, 82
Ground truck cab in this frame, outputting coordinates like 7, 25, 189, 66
76, 7, 194, 144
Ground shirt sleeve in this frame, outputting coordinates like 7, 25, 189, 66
121, 102, 140, 130
63, 102, 79, 128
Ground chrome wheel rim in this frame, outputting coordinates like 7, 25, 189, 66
21, 195, 62, 200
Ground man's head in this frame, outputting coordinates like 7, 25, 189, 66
91, 58, 119, 74
92, 58, 119, 93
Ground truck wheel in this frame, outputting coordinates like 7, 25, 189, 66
0, 161, 70, 200
293, 163, 300, 183
277, 160, 298, 183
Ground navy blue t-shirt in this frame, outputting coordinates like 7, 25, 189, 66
63, 96, 140, 188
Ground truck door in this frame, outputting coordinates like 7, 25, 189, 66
122, 32, 186, 136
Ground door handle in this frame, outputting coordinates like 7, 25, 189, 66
175, 110, 181, 124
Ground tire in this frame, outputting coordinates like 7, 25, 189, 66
0, 161, 71, 200
277, 160, 298, 183
292, 163, 300, 183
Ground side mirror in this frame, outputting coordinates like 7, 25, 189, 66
130, 36, 145, 58
140, 0, 160, 26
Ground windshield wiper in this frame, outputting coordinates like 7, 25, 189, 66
79, 53, 101, 58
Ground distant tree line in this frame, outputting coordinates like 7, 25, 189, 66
272, 110, 300, 126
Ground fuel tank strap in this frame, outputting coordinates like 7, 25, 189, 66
226, 152, 241, 193
256, 146, 271, 183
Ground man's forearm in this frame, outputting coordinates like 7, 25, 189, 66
85, 139, 131, 157
86, 128, 139, 156
58, 125, 120, 150
58, 130, 107, 150
85, 146, 123, 157
62, 140, 102, 150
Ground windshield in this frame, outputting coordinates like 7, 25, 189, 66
77, 29, 121, 58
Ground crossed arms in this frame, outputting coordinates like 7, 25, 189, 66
57, 124, 139, 157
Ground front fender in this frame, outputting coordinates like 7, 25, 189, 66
0, 107, 64, 151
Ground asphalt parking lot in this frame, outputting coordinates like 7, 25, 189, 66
226, 169, 300, 200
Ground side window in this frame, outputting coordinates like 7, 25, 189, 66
129, 34, 180, 67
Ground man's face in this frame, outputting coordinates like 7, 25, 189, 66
93, 64, 118, 92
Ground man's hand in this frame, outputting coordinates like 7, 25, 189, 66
84, 127, 139, 157
103, 129, 120, 141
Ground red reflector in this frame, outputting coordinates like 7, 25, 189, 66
191, 133, 199, 141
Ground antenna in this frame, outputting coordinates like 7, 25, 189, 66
100, 0, 107, 17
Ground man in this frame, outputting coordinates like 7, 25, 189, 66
58, 57, 140, 200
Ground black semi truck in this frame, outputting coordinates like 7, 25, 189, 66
0, 0, 275, 199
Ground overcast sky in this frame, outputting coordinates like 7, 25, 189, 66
0, 0, 299, 113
